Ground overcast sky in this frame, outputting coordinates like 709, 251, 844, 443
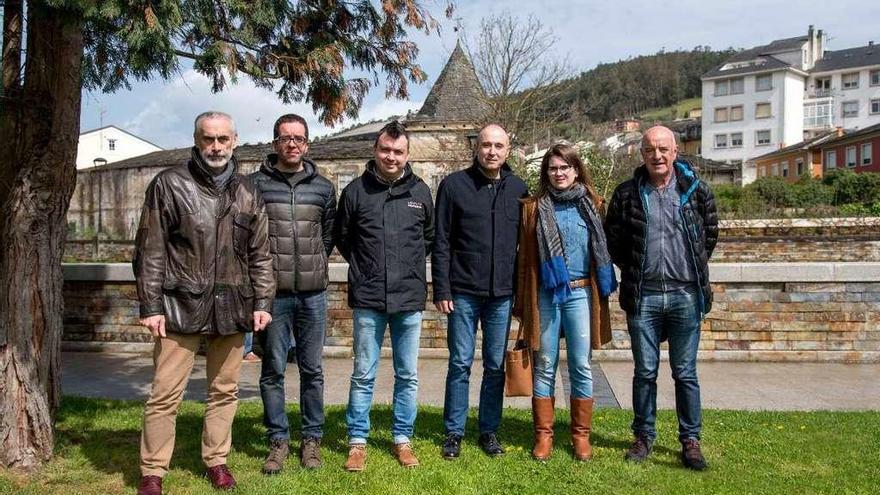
79, 0, 880, 149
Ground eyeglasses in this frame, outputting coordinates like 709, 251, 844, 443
548, 164, 573, 174
275, 135, 308, 146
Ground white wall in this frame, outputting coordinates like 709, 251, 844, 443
805, 67, 880, 130
702, 71, 791, 164
76, 127, 162, 169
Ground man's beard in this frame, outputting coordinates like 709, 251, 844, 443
200, 150, 230, 168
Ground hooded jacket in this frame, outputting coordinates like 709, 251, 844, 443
333, 161, 434, 313
604, 159, 718, 316
431, 161, 528, 301
133, 148, 275, 335
248, 155, 336, 293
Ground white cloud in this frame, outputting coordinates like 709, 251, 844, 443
121, 69, 424, 149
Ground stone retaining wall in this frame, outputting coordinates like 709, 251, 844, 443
63, 262, 880, 363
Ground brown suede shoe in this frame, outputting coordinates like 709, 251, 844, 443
624, 432, 653, 463
344, 444, 366, 472
206, 464, 236, 490
300, 436, 322, 469
262, 437, 289, 475
681, 438, 708, 471
393, 442, 420, 468
137, 475, 162, 495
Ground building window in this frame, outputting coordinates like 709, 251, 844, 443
730, 105, 744, 121
730, 77, 744, 94
714, 134, 728, 149
826, 150, 837, 169
842, 101, 859, 118
870, 69, 880, 87
756, 102, 772, 119
756, 130, 771, 146
771, 163, 779, 176
862, 143, 873, 166
815, 77, 831, 94
755, 74, 773, 91
842, 72, 859, 89
781, 161, 789, 177
846, 146, 857, 167
107, 139, 117, 151
714, 80, 729, 96
871, 99, 880, 115
796, 158, 805, 176
714, 107, 729, 122
730, 132, 743, 147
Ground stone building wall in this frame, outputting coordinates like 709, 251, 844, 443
63, 262, 880, 363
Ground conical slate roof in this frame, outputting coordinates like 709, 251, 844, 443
412, 41, 489, 122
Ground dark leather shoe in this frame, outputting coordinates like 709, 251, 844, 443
137, 475, 162, 495
478, 432, 505, 457
441, 433, 462, 459
681, 438, 708, 471
206, 464, 236, 490
625, 432, 653, 463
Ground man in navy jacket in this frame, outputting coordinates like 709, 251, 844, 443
432, 124, 528, 459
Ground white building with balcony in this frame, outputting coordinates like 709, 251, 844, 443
76, 125, 163, 170
701, 26, 880, 184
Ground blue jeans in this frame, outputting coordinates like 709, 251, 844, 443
259, 291, 327, 441
346, 309, 421, 445
534, 288, 593, 399
627, 286, 702, 442
443, 294, 512, 436
243, 332, 254, 355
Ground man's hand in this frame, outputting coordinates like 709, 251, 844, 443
253, 311, 272, 332
435, 300, 454, 314
140, 315, 166, 338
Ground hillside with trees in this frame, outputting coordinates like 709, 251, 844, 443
553, 47, 734, 125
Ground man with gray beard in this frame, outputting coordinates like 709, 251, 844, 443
134, 111, 275, 495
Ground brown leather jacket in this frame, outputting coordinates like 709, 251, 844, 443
512, 197, 612, 351
133, 149, 275, 335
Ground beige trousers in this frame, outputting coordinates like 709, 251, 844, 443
140, 331, 244, 477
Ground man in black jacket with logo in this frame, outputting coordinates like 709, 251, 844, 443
605, 125, 718, 471
333, 121, 434, 471
248, 114, 337, 473
432, 124, 529, 459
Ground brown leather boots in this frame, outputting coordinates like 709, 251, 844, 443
531, 396, 594, 461
531, 397, 555, 460
570, 397, 594, 461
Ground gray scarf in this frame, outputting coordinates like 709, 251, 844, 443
536, 183, 617, 301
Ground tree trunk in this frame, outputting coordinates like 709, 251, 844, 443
0, 3, 84, 470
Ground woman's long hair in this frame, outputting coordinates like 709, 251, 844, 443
536, 143, 598, 201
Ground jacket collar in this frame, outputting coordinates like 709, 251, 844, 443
188, 147, 239, 193
466, 158, 513, 186
260, 154, 317, 186
633, 158, 697, 191
364, 159, 418, 196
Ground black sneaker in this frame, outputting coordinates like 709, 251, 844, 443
478, 432, 505, 457
681, 438, 708, 471
441, 433, 462, 460
624, 432, 653, 463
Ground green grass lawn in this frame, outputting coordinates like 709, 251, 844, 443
1, 397, 878, 494
640, 97, 702, 122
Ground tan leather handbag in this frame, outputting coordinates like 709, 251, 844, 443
504, 324, 533, 397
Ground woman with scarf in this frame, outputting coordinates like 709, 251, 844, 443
513, 143, 617, 462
